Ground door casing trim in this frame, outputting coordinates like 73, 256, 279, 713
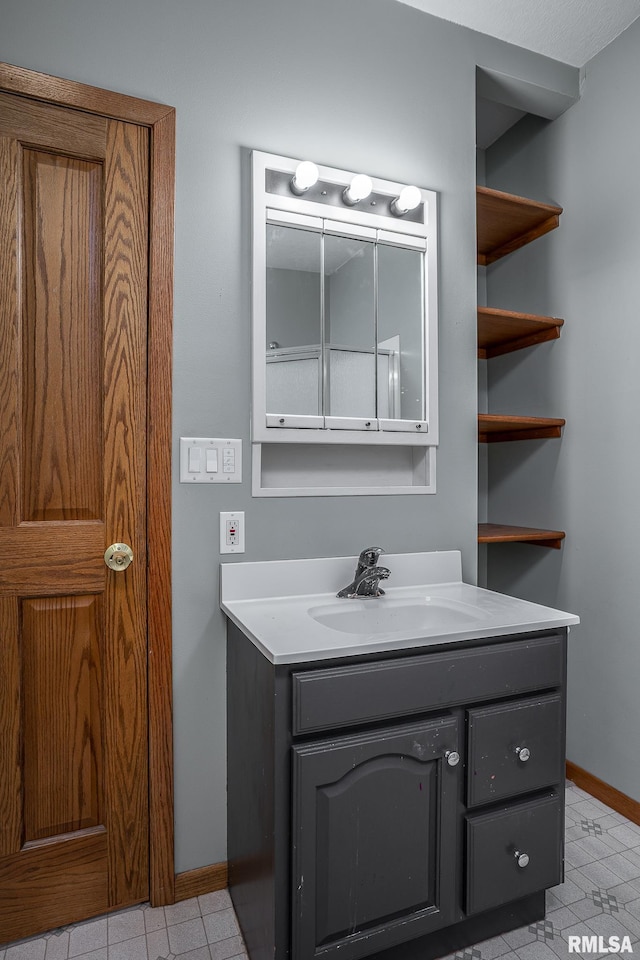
0, 61, 176, 906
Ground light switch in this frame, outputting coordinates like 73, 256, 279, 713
188, 446, 202, 473
180, 438, 242, 483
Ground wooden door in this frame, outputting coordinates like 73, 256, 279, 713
0, 90, 150, 943
292, 716, 460, 960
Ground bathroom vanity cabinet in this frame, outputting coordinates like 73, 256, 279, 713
227, 623, 567, 960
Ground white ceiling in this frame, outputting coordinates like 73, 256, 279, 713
396, 0, 640, 67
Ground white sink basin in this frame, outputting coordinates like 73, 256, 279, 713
220, 550, 580, 663
308, 596, 487, 634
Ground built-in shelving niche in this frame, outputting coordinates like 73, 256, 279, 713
477, 186, 565, 549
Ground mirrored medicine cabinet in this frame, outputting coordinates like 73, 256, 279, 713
251, 152, 439, 450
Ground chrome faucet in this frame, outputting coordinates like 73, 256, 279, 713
337, 547, 390, 598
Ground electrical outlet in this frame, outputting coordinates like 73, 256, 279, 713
220, 511, 245, 554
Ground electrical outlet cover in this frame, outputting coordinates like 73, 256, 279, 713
220, 511, 245, 554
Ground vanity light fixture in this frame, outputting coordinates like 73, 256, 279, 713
342, 173, 373, 206
391, 184, 422, 216
290, 160, 319, 195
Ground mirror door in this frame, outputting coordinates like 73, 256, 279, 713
266, 221, 323, 427
377, 241, 426, 431
264, 217, 427, 432
324, 231, 376, 429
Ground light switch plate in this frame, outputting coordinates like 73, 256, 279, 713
180, 437, 242, 483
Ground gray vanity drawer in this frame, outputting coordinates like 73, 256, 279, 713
465, 791, 562, 915
467, 693, 564, 807
292, 632, 564, 736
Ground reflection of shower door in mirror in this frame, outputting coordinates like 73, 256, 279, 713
266, 345, 399, 420
327, 347, 397, 419
266, 349, 321, 416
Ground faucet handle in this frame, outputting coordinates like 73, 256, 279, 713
358, 546, 385, 568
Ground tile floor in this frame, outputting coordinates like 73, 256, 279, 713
3, 781, 640, 960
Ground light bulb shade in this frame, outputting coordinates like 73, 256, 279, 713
391, 185, 422, 215
291, 160, 319, 194
343, 173, 373, 206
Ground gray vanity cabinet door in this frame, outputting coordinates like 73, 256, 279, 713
292, 715, 460, 960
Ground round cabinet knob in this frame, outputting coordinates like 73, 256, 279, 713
104, 543, 134, 571
514, 850, 530, 869
445, 750, 460, 767
515, 746, 531, 762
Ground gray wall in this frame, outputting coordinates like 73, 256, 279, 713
484, 17, 640, 800
1, 0, 580, 871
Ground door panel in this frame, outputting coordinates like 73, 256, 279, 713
22, 595, 103, 842
315, 755, 437, 942
22, 149, 103, 522
0, 94, 149, 942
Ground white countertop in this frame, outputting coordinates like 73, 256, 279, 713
220, 551, 579, 664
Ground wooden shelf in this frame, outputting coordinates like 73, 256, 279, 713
478, 414, 565, 443
478, 523, 565, 550
478, 307, 563, 359
477, 186, 562, 266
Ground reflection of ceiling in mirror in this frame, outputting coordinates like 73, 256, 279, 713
267, 228, 366, 275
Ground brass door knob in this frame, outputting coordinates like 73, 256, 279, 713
104, 543, 134, 571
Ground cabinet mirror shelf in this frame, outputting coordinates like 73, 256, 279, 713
478, 307, 563, 359
478, 414, 565, 443
477, 186, 562, 265
478, 523, 566, 550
